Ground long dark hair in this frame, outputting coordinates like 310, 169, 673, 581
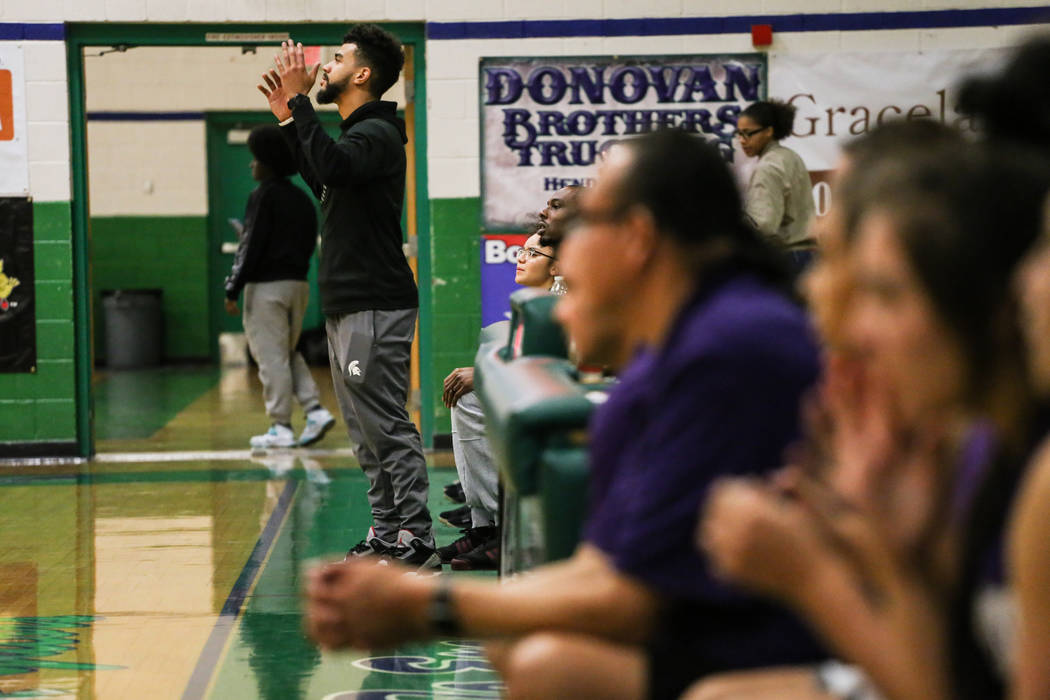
842, 146, 1049, 416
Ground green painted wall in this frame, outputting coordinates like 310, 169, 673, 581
0, 202, 77, 445
428, 197, 483, 436
90, 216, 210, 361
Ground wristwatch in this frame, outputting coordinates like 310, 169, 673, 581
286, 93, 310, 112
427, 578, 462, 637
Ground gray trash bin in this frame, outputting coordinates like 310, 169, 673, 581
101, 289, 163, 368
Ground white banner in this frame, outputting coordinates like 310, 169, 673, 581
0, 42, 28, 196
769, 48, 1003, 216
480, 53, 768, 230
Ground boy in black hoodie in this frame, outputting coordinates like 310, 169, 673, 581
224, 125, 335, 449
259, 24, 437, 571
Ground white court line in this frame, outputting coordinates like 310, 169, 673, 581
92, 448, 358, 463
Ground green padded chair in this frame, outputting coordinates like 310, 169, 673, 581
474, 289, 606, 574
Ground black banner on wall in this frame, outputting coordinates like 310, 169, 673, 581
0, 197, 35, 373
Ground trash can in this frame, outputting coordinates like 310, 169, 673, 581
101, 289, 163, 368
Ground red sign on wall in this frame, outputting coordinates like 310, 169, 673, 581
0, 70, 12, 141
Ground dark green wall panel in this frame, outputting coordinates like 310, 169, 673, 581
0, 202, 77, 444
428, 197, 482, 435
90, 215, 210, 361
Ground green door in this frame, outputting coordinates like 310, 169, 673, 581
204, 111, 341, 360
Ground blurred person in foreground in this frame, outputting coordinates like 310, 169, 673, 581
305, 128, 826, 698
699, 140, 1050, 700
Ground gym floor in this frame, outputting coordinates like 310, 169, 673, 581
0, 366, 497, 699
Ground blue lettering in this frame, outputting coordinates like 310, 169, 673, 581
723, 63, 762, 101
537, 111, 569, 136
538, 141, 571, 166
484, 68, 523, 105
567, 66, 606, 104
502, 109, 536, 149
526, 67, 567, 105
681, 66, 720, 102
646, 66, 687, 103
565, 110, 597, 136
609, 66, 648, 104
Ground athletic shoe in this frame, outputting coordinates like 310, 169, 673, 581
443, 481, 466, 504
439, 505, 471, 528
298, 407, 336, 447
437, 526, 496, 564
450, 532, 500, 571
249, 423, 296, 449
394, 532, 442, 572
345, 526, 398, 559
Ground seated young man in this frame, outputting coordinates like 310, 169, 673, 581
304, 129, 826, 699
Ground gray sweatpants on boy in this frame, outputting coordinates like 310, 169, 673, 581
326, 308, 433, 546
243, 280, 323, 425
451, 390, 500, 527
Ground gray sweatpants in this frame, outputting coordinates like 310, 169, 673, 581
243, 280, 322, 425
326, 308, 433, 545
451, 390, 499, 527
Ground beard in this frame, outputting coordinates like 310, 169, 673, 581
316, 74, 349, 104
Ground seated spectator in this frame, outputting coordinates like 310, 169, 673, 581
304, 128, 826, 699
438, 186, 580, 570
699, 141, 1050, 700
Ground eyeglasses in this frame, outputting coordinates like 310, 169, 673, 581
736, 126, 769, 141
518, 247, 556, 261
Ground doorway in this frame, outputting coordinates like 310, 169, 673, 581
66, 23, 432, 456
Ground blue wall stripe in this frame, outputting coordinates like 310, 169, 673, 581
0, 23, 65, 40
87, 111, 205, 122
427, 7, 1050, 40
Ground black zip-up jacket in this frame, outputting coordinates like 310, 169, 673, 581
282, 96, 418, 316
224, 176, 318, 300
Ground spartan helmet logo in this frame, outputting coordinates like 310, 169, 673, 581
347, 360, 362, 377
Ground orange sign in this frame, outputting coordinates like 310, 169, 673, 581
0, 70, 13, 141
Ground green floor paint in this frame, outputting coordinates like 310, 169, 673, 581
206, 468, 502, 699
93, 366, 220, 441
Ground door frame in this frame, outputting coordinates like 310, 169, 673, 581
65, 22, 432, 456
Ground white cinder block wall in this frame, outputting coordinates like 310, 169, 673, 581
2, 0, 1048, 206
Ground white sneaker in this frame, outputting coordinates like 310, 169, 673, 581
298, 407, 336, 447
249, 424, 296, 449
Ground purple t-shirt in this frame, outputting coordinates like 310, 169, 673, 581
584, 271, 825, 670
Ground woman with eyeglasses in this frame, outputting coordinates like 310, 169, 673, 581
737, 99, 817, 275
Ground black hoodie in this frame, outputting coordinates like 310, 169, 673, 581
282, 97, 417, 316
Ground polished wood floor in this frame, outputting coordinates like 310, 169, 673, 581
0, 366, 490, 699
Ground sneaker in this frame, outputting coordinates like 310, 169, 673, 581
394, 531, 442, 572
439, 505, 472, 528
249, 423, 296, 449
345, 526, 398, 559
437, 526, 496, 564
450, 532, 500, 571
298, 407, 336, 447
443, 481, 466, 504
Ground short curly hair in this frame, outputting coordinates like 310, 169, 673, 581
343, 23, 405, 98
248, 125, 297, 177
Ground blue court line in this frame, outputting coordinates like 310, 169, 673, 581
87, 111, 206, 121
181, 478, 299, 700
0, 467, 354, 487
428, 7, 1050, 39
